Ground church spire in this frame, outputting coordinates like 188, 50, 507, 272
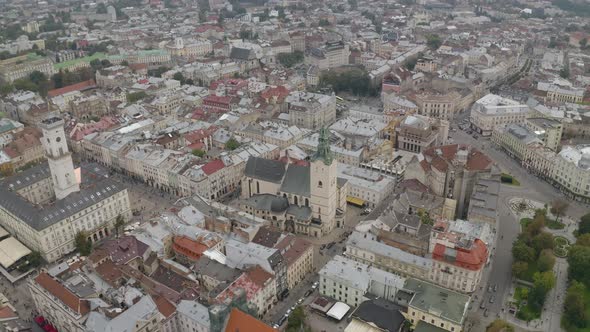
312, 127, 333, 165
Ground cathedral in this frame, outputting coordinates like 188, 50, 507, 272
241, 128, 348, 237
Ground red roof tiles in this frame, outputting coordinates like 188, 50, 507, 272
202, 159, 225, 175
34, 273, 90, 316
47, 80, 96, 98
224, 308, 278, 332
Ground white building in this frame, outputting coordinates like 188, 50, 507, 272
337, 164, 396, 208
319, 255, 405, 307
176, 300, 211, 332
0, 117, 132, 262
470, 94, 530, 136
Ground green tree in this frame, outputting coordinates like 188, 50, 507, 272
568, 245, 590, 285
577, 233, 590, 247
560, 67, 570, 79
512, 261, 529, 279
277, 51, 304, 68
192, 149, 206, 157
96, 3, 107, 13
286, 306, 310, 332
550, 199, 569, 222
13, 78, 39, 93
29, 71, 47, 85
114, 214, 125, 238
512, 240, 536, 262
121, 60, 129, 66
426, 34, 442, 50
486, 319, 514, 332
579, 212, 590, 234
0, 83, 14, 96
27, 251, 43, 268
532, 232, 554, 253
225, 138, 240, 151
538, 249, 556, 272
563, 281, 587, 328
127, 91, 147, 103
173, 72, 186, 84
533, 271, 556, 294
319, 18, 330, 27
75, 231, 92, 256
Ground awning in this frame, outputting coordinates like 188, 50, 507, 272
326, 302, 350, 321
346, 196, 365, 207
0, 237, 32, 268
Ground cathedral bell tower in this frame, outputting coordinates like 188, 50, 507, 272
40, 117, 80, 200
310, 127, 338, 233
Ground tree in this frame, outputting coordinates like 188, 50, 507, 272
533, 271, 556, 294
579, 212, 590, 235
277, 51, 304, 68
564, 281, 587, 328
560, 67, 570, 79
319, 18, 330, 27
27, 251, 43, 268
90, 58, 103, 70
568, 245, 590, 285
114, 215, 125, 238
512, 240, 536, 262
577, 233, 590, 247
426, 34, 442, 50
512, 261, 529, 279
0, 83, 14, 96
550, 199, 569, 222
538, 249, 556, 272
581, 38, 588, 49
121, 60, 129, 66
532, 232, 554, 253
486, 319, 514, 332
192, 149, 206, 157
173, 72, 186, 84
286, 306, 311, 332
75, 231, 92, 256
29, 71, 47, 85
225, 138, 240, 151
126, 91, 147, 103
96, 3, 107, 13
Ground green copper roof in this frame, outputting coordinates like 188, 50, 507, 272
312, 127, 333, 165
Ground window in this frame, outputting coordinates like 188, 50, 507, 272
318, 181, 323, 188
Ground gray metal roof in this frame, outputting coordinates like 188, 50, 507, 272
286, 205, 312, 221
242, 194, 289, 213
0, 163, 126, 231
404, 278, 470, 325
244, 157, 286, 184
280, 164, 310, 197
352, 298, 406, 332
230, 47, 255, 60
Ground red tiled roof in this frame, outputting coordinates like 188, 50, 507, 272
202, 159, 225, 175
0, 306, 17, 319
47, 79, 96, 98
172, 235, 208, 261
246, 265, 273, 287
224, 308, 278, 332
34, 273, 90, 315
153, 295, 176, 318
432, 239, 488, 271
421, 144, 492, 172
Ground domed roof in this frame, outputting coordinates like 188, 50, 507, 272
270, 196, 289, 212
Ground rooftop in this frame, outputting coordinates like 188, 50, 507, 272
404, 278, 470, 325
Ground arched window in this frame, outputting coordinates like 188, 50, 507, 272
305, 198, 309, 207
318, 181, 323, 188
294, 196, 298, 205
256, 181, 260, 193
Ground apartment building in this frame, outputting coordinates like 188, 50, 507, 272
0, 118, 131, 262
337, 164, 396, 208
396, 114, 448, 153
524, 117, 563, 151
176, 300, 211, 332
404, 278, 470, 332
274, 235, 314, 290
470, 94, 530, 136
305, 41, 350, 70
345, 231, 432, 281
319, 255, 405, 307
0, 53, 55, 83
287, 91, 336, 130
165, 37, 213, 59
537, 81, 585, 104
553, 145, 590, 200
413, 90, 463, 121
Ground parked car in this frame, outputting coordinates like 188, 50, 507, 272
480, 302, 486, 310
493, 284, 498, 292
489, 296, 495, 304
278, 315, 287, 326
488, 285, 493, 293
304, 289, 313, 297
484, 309, 489, 317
